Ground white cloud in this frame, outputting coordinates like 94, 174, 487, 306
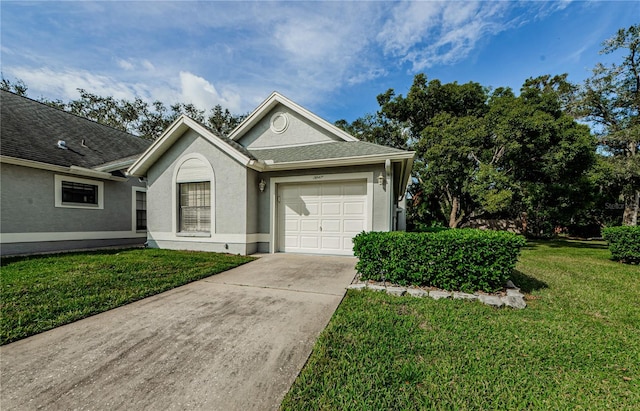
8, 67, 142, 101
178, 71, 242, 113
117, 59, 134, 71
377, 1, 511, 71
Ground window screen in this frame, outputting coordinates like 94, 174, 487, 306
179, 182, 211, 232
61, 181, 98, 205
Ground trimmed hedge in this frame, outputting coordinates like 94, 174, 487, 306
602, 226, 640, 263
352, 229, 527, 293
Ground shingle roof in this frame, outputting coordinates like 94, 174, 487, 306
1, 90, 151, 169
248, 141, 409, 163
194, 118, 255, 161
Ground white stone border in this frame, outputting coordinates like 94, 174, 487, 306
347, 281, 527, 309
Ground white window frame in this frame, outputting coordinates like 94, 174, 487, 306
171, 153, 215, 236
132, 186, 147, 232
55, 175, 104, 209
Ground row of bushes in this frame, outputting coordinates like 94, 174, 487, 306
352, 229, 527, 293
602, 226, 640, 263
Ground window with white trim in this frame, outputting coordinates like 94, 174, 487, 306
62, 181, 97, 205
179, 182, 211, 232
136, 190, 147, 231
55, 175, 104, 209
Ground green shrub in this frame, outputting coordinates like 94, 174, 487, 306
352, 229, 527, 293
602, 226, 640, 263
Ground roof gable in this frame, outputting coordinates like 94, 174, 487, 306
229, 92, 358, 148
128, 115, 253, 177
0, 90, 151, 170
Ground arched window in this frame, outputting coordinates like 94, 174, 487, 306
173, 155, 214, 234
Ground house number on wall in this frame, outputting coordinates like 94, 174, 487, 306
313, 175, 324, 180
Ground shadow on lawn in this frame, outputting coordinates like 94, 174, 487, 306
510, 269, 548, 293
524, 239, 609, 250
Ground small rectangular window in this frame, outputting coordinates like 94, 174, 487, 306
61, 181, 98, 205
136, 191, 147, 231
179, 182, 210, 232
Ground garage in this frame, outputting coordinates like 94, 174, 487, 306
277, 180, 367, 255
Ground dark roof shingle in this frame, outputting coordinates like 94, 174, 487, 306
248, 141, 409, 163
1, 90, 151, 169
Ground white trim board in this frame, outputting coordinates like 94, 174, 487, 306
1, 155, 127, 181
148, 232, 270, 243
1, 231, 147, 244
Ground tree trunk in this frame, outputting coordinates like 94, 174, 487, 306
622, 190, 639, 226
449, 196, 460, 228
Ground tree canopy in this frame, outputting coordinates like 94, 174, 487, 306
0, 81, 246, 140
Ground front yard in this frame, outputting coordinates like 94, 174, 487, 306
281, 240, 640, 410
0, 249, 254, 345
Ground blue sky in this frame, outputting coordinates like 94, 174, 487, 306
1, 1, 637, 124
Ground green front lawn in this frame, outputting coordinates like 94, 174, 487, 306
0, 248, 254, 345
281, 240, 640, 410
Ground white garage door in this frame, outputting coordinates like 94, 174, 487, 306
278, 180, 367, 255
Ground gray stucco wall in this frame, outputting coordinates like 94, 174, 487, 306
0, 162, 146, 256
246, 169, 260, 234
145, 129, 249, 253
239, 104, 341, 149
0, 163, 144, 233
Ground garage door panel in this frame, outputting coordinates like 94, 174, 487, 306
284, 235, 299, 248
300, 236, 320, 249
281, 186, 299, 200
344, 202, 365, 215
284, 202, 300, 215
344, 219, 365, 233
299, 185, 321, 199
343, 182, 366, 196
321, 184, 341, 196
279, 180, 367, 255
321, 202, 341, 215
301, 219, 320, 232
302, 202, 319, 216
321, 236, 341, 250
343, 237, 355, 250
285, 219, 300, 231
321, 219, 341, 233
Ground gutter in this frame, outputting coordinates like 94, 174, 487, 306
0, 156, 128, 181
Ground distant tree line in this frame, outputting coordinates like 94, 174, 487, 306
2, 24, 637, 234
0, 79, 246, 140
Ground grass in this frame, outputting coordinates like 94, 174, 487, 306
0, 248, 254, 345
281, 240, 640, 410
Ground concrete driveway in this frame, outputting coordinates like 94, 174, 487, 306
0, 253, 356, 411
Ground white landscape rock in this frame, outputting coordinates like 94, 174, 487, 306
386, 286, 407, 296
453, 292, 478, 301
429, 290, 452, 300
502, 295, 527, 309
406, 288, 428, 298
367, 284, 386, 292
347, 283, 367, 290
478, 294, 504, 308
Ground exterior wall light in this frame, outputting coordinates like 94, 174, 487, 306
377, 172, 385, 186
259, 179, 266, 192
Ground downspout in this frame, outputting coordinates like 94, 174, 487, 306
385, 159, 394, 231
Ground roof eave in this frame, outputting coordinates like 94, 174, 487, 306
128, 115, 252, 177
93, 157, 140, 173
0, 155, 128, 181
259, 151, 416, 171
228, 92, 359, 143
